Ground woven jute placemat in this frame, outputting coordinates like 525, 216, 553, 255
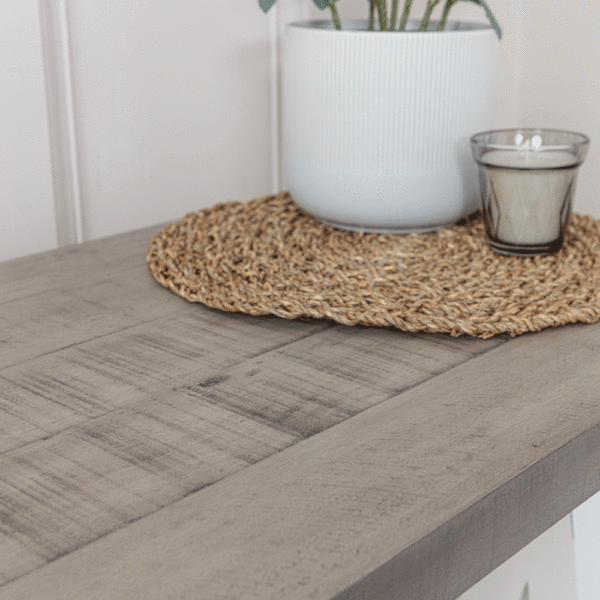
147, 192, 600, 338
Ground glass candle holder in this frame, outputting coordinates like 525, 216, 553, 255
470, 129, 590, 256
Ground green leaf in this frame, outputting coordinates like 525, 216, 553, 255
313, 0, 331, 10
259, 0, 278, 13
467, 0, 502, 39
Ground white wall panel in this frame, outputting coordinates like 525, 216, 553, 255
513, 0, 600, 219
38, 0, 85, 247
65, 0, 273, 241
573, 491, 600, 600
0, 0, 56, 262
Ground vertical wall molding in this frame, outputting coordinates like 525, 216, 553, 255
38, 0, 85, 246
269, 5, 280, 193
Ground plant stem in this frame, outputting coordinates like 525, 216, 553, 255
418, 0, 441, 31
368, 0, 375, 30
329, 1, 342, 29
437, 0, 456, 30
390, 0, 399, 31
398, 0, 413, 31
377, 0, 387, 30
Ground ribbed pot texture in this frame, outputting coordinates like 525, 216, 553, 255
282, 20, 499, 233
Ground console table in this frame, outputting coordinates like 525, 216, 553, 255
1, 223, 599, 600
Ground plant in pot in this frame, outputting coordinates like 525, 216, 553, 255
260, 0, 502, 233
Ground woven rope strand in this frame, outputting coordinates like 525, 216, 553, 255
147, 192, 600, 339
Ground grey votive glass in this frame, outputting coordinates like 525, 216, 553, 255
470, 129, 590, 257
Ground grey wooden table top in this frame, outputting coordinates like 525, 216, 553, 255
1, 224, 599, 600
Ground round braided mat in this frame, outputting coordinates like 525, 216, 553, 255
147, 192, 600, 338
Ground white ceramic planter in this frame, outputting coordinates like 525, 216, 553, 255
283, 20, 499, 233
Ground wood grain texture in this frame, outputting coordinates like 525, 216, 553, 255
0, 224, 163, 306
4, 224, 597, 600
0, 310, 329, 453
0, 268, 191, 369
0, 322, 500, 584
0, 226, 508, 591
1, 320, 598, 600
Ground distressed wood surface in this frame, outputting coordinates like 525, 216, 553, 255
1, 225, 598, 600
0, 225, 162, 306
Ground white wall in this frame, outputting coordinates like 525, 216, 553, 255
573, 493, 600, 600
516, 0, 600, 220
0, 0, 56, 261
65, 0, 273, 241
0, 0, 274, 262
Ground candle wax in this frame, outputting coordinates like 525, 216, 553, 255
479, 150, 579, 245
